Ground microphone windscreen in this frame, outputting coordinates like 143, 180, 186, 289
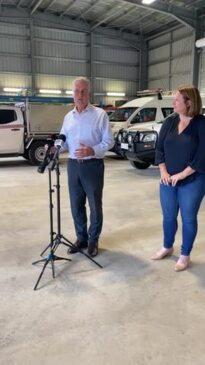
58, 134, 66, 142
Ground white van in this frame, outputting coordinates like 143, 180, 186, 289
109, 94, 174, 134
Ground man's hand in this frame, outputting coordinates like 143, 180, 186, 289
74, 143, 94, 159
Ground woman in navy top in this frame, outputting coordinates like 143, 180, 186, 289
151, 85, 205, 271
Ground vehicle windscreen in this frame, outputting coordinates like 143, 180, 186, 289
109, 107, 137, 122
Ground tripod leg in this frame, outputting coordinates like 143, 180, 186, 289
51, 256, 55, 278
61, 235, 103, 269
40, 243, 52, 257
34, 259, 50, 290
40, 233, 57, 256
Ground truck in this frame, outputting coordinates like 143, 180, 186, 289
0, 99, 73, 165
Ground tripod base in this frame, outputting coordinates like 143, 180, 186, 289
33, 234, 103, 290
32, 251, 72, 291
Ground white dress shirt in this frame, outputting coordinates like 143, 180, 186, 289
60, 104, 114, 159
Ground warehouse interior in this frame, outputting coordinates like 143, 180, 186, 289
0, 0, 205, 103
1, 1, 205, 365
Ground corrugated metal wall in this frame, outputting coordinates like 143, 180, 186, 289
198, 25, 205, 94
34, 26, 88, 77
0, 20, 139, 105
93, 34, 139, 105
199, 49, 205, 93
0, 22, 31, 86
147, 27, 194, 91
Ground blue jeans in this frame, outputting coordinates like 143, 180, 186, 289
160, 174, 205, 256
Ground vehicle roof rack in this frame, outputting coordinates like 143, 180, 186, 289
136, 89, 163, 100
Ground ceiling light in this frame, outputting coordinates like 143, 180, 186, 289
3, 87, 23, 93
65, 90, 73, 95
107, 92, 125, 97
39, 89, 62, 94
142, 0, 156, 4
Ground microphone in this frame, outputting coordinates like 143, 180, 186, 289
54, 134, 66, 149
37, 140, 55, 174
48, 134, 66, 170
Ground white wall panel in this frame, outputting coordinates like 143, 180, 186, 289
172, 38, 192, 58
93, 78, 138, 95
148, 62, 169, 79
0, 21, 139, 103
35, 58, 88, 76
94, 35, 131, 48
0, 37, 30, 54
148, 33, 171, 49
149, 45, 170, 64
35, 74, 75, 90
198, 49, 205, 93
148, 27, 194, 91
35, 40, 88, 60
0, 23, 29, 37
34, 26, 88, 43
171, 75, 192, 90
0, 73, 31, 89
171, 56, 192, 75
148, 79, 169, 90
94, 47, 137, 65
172, 27, 193, 40
94, 63, 137, 80
0, 56, 30, 73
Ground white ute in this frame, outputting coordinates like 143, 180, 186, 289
0, 102, 72, 165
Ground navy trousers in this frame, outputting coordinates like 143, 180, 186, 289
67, 158, 104, 243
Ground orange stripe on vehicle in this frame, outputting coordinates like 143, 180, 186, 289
0, 124, 23, 129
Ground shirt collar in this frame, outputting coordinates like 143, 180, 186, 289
73, 103, 93, 113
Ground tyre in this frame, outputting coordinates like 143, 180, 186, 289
23, 150, 29, 160
129, 160, 151, 169
28, 141, 46, 165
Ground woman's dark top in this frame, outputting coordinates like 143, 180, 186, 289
155, 112, 205, 179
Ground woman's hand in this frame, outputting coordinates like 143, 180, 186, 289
170, 166, 195, 186
160, 170, 171, 185
159, 163, 171, 185
170, 172, 185, 186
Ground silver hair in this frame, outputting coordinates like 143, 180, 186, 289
72, 77, 91, 91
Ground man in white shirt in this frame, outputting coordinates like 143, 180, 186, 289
60, 77, 114, 257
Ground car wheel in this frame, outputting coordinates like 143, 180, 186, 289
28, 141, 46, 165
130, 160, 151, 169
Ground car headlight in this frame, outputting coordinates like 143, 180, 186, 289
117, 133, 122, 142
139, 132, 157, 142
122, 131, 127, 139
128, 134, 133, 143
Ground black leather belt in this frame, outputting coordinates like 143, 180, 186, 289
69, 158, 102, 163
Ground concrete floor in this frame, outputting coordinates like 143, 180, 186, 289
1, 154, 205, 365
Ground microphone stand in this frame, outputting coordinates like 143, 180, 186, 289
32, 154, 103, 290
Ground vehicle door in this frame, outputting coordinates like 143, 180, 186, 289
0, 108, 24, 153
129, 107, 157, 128
109, 107, 137, 133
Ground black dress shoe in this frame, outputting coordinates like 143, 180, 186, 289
87, 241, 98, 257
68, 240, 88, 254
